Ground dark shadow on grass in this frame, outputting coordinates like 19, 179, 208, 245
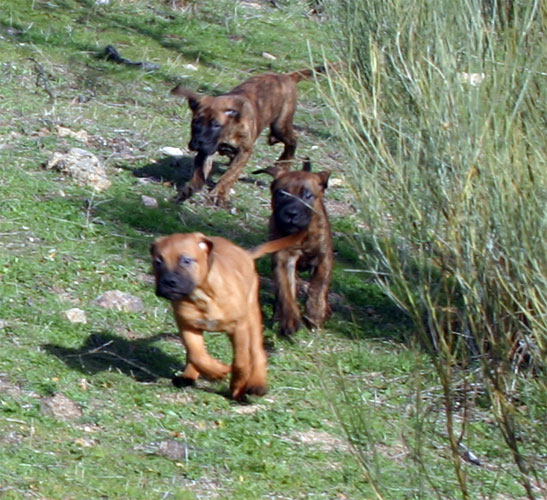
43, 331, 182, 382
44, 331, 240, 401
129, 155, 194, 191
122, 154, 266, 193
125, 154, 226, 191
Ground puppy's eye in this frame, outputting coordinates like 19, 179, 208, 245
179, 256, 194, 267
275, 189, 289, 198
302, 189, 314, 201
153, 256, 163, 268
210, 120, 221, 129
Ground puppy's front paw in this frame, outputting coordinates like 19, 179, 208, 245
245, 384, 268, 396
279, 317, 301, 337
172, 374, 196, 388
207, 187, 229, 207
303, 314, 325, 331
173, 184, 195, 204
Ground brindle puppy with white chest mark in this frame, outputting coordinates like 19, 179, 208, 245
255, 160, 333, 336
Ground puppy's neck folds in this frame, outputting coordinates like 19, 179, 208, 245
187, 287, 213, 308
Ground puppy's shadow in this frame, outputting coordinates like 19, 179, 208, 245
44, 332, 240, 401
127, 155, 225, 190
43, 331, 183, 382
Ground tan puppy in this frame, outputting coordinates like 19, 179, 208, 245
171, 66, 328, 205
150, 231, 304, 400
256, 160, 333, 336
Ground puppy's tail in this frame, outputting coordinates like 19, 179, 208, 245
248, 231, 306, 260
287, 63, 338, 83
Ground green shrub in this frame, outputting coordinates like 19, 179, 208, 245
320, 0, 546, 497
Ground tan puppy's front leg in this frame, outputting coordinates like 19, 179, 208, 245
208, 149, 252, 205
229, 322, 252, 401
181, 327, 231, 381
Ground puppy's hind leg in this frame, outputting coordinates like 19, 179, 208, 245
229, 322, 253, 401
270, 111, 297, 170
244, 305, 268, 396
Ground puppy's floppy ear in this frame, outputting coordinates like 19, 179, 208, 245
317, 170, 331, 190
171, 85, 202, 112
197, 234, 214, 270
150, 237, 165, 256
253, 165, 283, 178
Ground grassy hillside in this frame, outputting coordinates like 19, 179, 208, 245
0, 1, 380, 499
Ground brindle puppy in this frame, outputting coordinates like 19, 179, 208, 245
171, 66, 328, 205
256, 160, 333, 336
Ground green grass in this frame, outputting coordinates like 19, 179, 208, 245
0, 1, 374, 498
1, 1, 542, 499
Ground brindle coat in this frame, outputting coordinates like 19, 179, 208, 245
256, 160, 333, 336
171, 67, 326, 205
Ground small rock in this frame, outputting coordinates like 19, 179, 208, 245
329, 178, 344, 188
262, 51, 277, 61
56, 125, 89, 143
46, 148, 111, 192
183, 64, 198, 72
159, 146, 185, 157
156, 439, 189, 461
141, 195, 159, 208
41, 393, 82, 421
94, 290, 144, 313
64, 308, 88, 324
74, 437, 96, 447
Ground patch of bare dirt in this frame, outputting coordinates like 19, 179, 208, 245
325, 197, 356, 218
40, 393, 82, 421
376, 440, 409, 463
181, 477, 223, 500
0, 376, 21, 396
290, 428, 350, 453
93, 290, 144, 312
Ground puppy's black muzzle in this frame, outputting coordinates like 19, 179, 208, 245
274, 199, 312, 235
189, 120, 222, 156
155, 271, 196, 301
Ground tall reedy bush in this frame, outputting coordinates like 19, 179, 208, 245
320, 0, 546, 497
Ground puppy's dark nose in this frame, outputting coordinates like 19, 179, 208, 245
285, 207, 299, 221
160, 275, 178, 288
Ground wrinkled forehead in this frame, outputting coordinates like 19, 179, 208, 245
273, 172, 320, 194
153, 235, 206, 261
195, 95, 233, 115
